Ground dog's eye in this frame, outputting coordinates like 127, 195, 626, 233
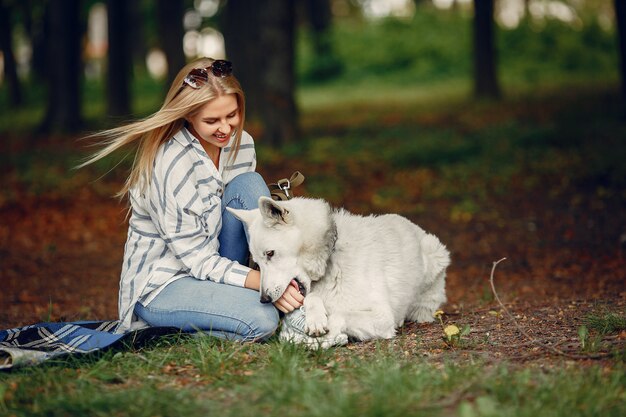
265, 250, 274, 260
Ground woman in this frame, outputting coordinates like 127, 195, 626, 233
83, 57, 304, 340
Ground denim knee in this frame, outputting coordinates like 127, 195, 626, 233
248, 305, 280, 341
223, 172, 270, 210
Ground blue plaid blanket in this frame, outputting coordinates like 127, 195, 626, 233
0, 321, 178, 370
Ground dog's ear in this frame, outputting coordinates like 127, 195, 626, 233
259, 196, 292, 226
226, 206, 259, 227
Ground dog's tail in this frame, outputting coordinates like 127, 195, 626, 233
420, 233, 450, 282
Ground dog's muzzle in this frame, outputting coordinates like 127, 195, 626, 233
260, 294, 273, 304
294, 278, 306, 296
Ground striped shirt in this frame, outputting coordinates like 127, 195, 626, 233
116, 126, 257, 333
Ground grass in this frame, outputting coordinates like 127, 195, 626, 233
1, 334, 624, 417
578, 313, 626, 355
586, 313, 626, 336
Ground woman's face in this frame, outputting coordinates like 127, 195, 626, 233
186, 93, 241, 149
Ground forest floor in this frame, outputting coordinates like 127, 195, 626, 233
1, 87, 625, 367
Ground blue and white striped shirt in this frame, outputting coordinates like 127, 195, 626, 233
117, 127, 257, 333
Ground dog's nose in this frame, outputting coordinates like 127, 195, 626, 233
260, 294, 272, 304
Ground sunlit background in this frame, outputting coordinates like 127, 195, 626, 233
0, 0, 616, 84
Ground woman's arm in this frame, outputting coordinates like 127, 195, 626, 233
244, 269, 260, 290
149, 143, 250, 287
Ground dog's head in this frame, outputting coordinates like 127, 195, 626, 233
227, 196, 336, 303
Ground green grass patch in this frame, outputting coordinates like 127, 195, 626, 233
1, 336, 624, 417
585, 313, 626, 336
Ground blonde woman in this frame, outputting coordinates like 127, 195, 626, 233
84, 57, 304, 339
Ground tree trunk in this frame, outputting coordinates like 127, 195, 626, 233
615, 0, 626, 119
472, 0, 500, 99
221, 0, 263, 120
524, 0, 531, 19
222, 0, 298, 146
106, 0, 131, 117
129, 0, 147, 72
41, 0, 83, 133
0, 0, 22, 106
156, 0, 186, 87
412, 0, 429, 7
20, 0, 47, 81
304, 0, 342, 81
257, 0, 298, 146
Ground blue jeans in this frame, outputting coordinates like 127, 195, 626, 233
134, 172, 277, 341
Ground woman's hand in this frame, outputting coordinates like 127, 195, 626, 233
274, 281, 304, 313
245, 270, 304, 313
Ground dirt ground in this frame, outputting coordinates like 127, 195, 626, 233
1, 154, 625, 366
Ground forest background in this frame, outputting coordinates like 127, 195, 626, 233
0, 1, 625, 416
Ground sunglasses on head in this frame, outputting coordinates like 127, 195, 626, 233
178, 59, 233, 92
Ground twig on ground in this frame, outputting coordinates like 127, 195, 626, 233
488, 258, 612, 360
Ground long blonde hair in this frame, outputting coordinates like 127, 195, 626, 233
80, 57, 246, 198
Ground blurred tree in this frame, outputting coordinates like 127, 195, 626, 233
40, 0, 83, 133
222, 0, 263, 119
472, 0, 500, 99
107, 0, 132, 117
523, 0, 530, 18
302, 0, 342, 81
156, 0, 186, 87
222, 0, 298, 146
19, 0, 47, 81
0, 0, 22, 106
616, 0, 626, 118
129, 0, 148, 73
258, 0, 298, 145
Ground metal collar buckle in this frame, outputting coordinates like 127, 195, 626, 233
277, 178, 291, 198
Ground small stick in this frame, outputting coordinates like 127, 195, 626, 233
488, 258, 611, 360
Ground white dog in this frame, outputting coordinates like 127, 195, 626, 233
228, 197, 450, 348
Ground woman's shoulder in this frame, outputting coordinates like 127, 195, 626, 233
240, 130, 254, 146
152, 131, 199, 176
154, 138, 185, 166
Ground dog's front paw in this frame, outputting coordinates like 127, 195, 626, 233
320, 332, 348, 349
305, 311, 328, 337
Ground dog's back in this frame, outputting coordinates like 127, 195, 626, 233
322, 209, 449, 328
